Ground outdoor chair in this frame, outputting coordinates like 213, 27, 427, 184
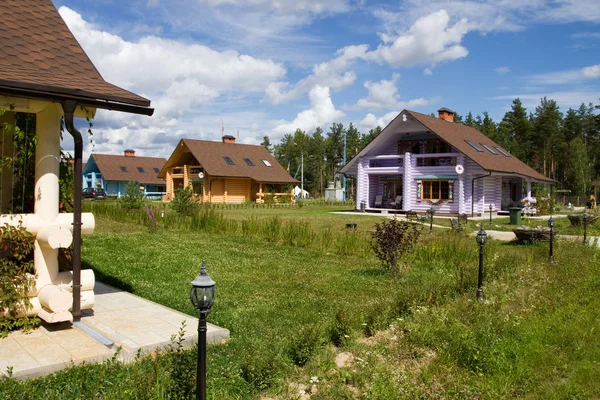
450, 219, 464, 234
458, 213, 468, 227
374, 195, 383, 208
390, 195, 402, 209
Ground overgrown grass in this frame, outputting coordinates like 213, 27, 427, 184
2, 206, 600, 399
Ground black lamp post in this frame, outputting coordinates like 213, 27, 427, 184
428, 206, 435, 235
583, 211, 589, 245
476, 225, 487, 301
190, 260, 216, 400
489, 203, 493, 224
548, 216, 555, 264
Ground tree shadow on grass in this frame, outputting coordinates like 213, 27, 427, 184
82, 260, 134, 293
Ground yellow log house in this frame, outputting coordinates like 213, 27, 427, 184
159, 136, 298, 203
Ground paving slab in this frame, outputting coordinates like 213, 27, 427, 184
0, 282, 229, 380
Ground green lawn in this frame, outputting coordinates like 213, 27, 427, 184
2, 204, 600, 399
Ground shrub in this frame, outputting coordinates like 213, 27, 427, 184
170, 186, 200, 215
0, 223, 39, 337
329, 309, 353, 347
370, 218, 421, 273
288, 324, 324, 366
119, 180, 144, 209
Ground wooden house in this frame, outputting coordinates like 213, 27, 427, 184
159, 136, 297, 203
341, 108, 553, 215
83, 150, 167, 199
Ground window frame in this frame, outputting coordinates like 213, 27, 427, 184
223, 156, 235, 165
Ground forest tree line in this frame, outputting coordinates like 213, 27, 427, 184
262, 97, 600, 198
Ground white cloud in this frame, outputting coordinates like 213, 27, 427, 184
59, 6, 286, 122
263, 45, 367, 104
528, 64, 600, 85
272, 85, 345, 134
495, 66, 510, 75
491, 91, 600, 110
571, 32, 600, 39
424, 68, 433, 75
197, 0, 350, 14
358, 111, 399, 132
350, 74, 439, 111
367, 10, 475, 67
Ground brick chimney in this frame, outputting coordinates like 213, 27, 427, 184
222, 135, 236, 144
437, 107, 455, 123
124, 149, 135, 157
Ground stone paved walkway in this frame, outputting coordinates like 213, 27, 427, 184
0, 282, 229, 380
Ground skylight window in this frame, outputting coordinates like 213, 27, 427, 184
120, 166, 128, 172
223, 156, 235, 165
244, 158, 255, 166
464, 140, 483, 152
495, 146, 511, 157
480, 144, 497, 155
262, 160, 272, 167
153, 168, 160, 173
137, 167, 145, 173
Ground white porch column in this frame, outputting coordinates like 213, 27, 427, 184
403, 152, 412, 211
457, 154, 465, 214
356, 158, 363, 210
34, 104, 61, 291
527, 180, 532, 198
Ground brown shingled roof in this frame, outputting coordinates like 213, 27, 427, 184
0, 0, 153, 115
87, 154, 167, 185
407, 110, 553, 182
160, 139, 298, 184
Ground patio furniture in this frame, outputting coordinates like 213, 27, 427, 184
374, 195, 383, 208
450, 219, 464, 233
567, 214, 599, 227
513, 227, 552, 244
389, 195, 402, 209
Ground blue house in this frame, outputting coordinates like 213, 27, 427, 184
83, 150, 167, 199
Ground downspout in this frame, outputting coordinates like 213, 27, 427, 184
471, 171, 492, 217
62, 100, 82, 321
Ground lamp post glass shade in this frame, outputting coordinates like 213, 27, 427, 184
476, 226, 488, 245
190, 261, 216, 313
547, 217, 555, 228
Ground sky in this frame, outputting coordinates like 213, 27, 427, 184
51, 0, 600, 160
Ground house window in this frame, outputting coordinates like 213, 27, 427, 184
244, 158, 255, 166
192, 181, 203, 196
421, 180, 450, 200
120, 166, 127, 172
137, 167, 145, 173
173, 168, 182, 174
495, 146, 511, 157
262, 160, 272, 167
480, 144, 497, 154
223, 156, 235, 165
154, 167, 160, 173
465, 140, 483, 152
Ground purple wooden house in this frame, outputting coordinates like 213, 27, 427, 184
341, 108, 553, 215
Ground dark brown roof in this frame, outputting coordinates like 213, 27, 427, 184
407, 111, 553, 182
160, 139, 298, 184
86, 154, 166, 185
0, 0, 153, 115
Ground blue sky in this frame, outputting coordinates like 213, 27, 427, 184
51, 0, 600, 159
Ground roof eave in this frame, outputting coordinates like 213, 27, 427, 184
0, 83, 154, 116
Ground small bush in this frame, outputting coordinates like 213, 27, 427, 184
329, 309, 353, 347
240, 346, 286, 391
370, 218, 421, 273
170, 185, 200, 215
0, 223, 39, 337
288, 324, 324, 366
119, 180, 144, 209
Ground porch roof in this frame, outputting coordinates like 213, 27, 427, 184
0, 0, 153, 116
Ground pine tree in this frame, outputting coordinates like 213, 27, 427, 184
260, 135, 273, 154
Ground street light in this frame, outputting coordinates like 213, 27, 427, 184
582, 210, 589, 245
190, 260, 216, 400
475, 225, 487, 302
489, 203, 493, 224
548, 216, 555, 264
427, 206, 435, 235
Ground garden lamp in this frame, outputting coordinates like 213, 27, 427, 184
190, 260, 216, 400
583, 211, 589, 245
428, 206, 435, 235
547, 217, 555, 264
475, 225, 487, 301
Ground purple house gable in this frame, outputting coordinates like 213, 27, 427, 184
342, 108, 552, 216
